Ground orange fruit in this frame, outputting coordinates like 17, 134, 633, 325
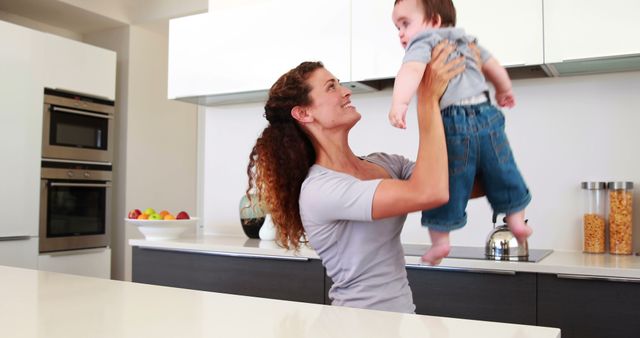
159, 210, 170, 218
137, 213, 149, 220
164, 214, 176, 220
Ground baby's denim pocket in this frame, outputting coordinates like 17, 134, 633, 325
447, 135, 469, 175
490, 128, 512, 164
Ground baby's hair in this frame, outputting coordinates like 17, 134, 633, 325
394, 0, 457, 27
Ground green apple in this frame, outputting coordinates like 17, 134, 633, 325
143, 208, 156, 216
148, 213, 163, 220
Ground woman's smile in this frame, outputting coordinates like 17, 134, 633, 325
342, 100, 355, 110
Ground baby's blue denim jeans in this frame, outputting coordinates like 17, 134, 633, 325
421, 101, 531, 232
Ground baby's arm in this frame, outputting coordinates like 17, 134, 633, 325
390, 61, 427, 129
482, 57, 515, 108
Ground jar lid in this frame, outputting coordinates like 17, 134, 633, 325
607, 181, 634, 190
581, 182, 607, 190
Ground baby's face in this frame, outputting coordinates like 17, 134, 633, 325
392, 0, 436, 49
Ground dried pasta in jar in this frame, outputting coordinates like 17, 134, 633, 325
581, 182, 607, 254
583, 213, 606, 253
608, 182, 634, 255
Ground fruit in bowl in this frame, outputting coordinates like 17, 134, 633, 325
125, 209, 195, 241
148, 213, 163, 221
128, 209, 142, 219
176, 211, 190, 220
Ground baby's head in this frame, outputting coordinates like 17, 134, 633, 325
392, 0, 457, 49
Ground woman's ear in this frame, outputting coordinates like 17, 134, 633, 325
291, 106, 313, 123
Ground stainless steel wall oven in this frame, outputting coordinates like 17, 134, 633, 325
39, 160, 112, 253
39, 88, 114, 253
42, 88, 115, 164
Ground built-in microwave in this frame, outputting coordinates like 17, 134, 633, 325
42, 88, 115, 164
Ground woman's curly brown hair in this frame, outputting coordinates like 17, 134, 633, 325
246, 61, 323, 250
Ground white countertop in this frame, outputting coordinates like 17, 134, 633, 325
0, 265, 560, 338
130, 234, 640, 279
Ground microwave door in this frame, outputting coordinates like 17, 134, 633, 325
50, 107, 111, 150
42, 89, 115, 164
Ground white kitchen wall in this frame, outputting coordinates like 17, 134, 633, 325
203, 70, 640, 252
121, 22, 198, 281
86, 22, 198, 281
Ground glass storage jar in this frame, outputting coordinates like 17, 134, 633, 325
581, 182, 607, 253
607, 181, 634, 255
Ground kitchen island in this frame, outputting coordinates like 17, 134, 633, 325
0, 265, 560, 338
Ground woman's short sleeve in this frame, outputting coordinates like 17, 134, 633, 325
300, 168, 382, 224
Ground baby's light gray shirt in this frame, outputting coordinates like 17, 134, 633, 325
403, 27, 492, 109
299, 152, 416, 313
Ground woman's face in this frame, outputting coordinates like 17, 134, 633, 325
304, 68, 360, 131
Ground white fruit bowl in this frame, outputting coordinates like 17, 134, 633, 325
126, 218, 197, 241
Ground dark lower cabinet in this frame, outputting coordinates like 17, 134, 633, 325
325, 275, 333, 305
537, 273, 640, 338
132, 246, 326, 304
407, 266, 537, 325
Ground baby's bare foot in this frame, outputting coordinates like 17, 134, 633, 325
508, 221, 532, 243
505, 211, 532, 244
421, 243, 451, 266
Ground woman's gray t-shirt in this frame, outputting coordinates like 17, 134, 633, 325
299, 152, 416, 313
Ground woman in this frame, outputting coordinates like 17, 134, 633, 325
246, 42, 465, 313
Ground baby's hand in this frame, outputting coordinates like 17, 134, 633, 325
389, 103, 409, 129
496, 89, 515, 108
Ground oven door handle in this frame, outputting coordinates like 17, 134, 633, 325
49, 182, 111, 188
52, 106, 113, 119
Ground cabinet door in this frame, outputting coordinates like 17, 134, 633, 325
454, 0, 543, 66
40, 33, 116, 100
544, 0, 640, 63
325, 275, 333, 305
38, 248, 111, 279
351, 0, 543, 81
168, 0, 350, 99
133, 247, 326, 304
406, 266, 537, 325
538, 273, 640, 338
351, 0, 404, 81
0, 21, 42, 238
0, 238, 38, 269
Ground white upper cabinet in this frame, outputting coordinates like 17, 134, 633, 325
169, 13, 214, 99
351, 0, 544, 82
351, 0, 404, 81
454, 0, 543, 67
168, 0, 350, 99
0, 20, 43, 238
40, 33, 116, 100
544, 0, 640, 63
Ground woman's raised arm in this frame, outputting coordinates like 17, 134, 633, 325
372, 41, 465, 220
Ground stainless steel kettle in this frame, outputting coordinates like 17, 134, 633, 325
485, 214, 529, 261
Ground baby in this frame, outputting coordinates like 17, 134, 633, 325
390, 0, 532, 265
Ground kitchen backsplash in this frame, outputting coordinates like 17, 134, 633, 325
202, 70, 640, 253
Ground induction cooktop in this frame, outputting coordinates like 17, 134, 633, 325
403, 244, 553, 263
